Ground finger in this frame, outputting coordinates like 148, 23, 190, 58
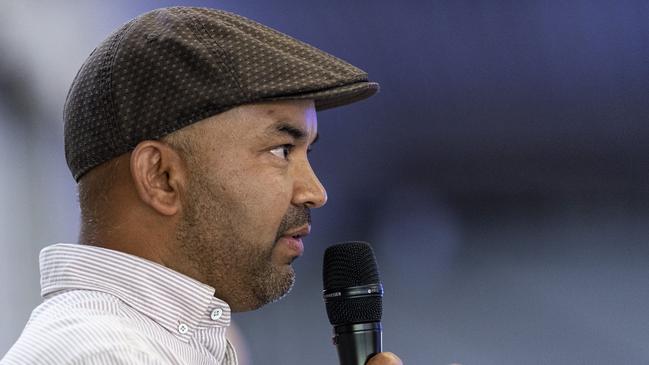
366, 352, 403, 365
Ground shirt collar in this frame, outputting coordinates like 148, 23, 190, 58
40, 243, 231, 342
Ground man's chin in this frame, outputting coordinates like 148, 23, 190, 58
230, 263, 295, 312
256, 266, 295, 306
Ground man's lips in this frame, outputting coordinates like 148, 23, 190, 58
283, 224, 311, 239
277, 236, 304, 257
278, 224, 311, 258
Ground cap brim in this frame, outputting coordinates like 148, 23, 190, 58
267, 81, 380, 111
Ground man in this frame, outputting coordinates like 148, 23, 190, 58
1, 6, 401, 365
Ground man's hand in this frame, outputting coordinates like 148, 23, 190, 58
367, 352, 403, 365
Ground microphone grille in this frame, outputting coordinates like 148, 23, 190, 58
322, 241, 382, 325
323, 241, 380, 290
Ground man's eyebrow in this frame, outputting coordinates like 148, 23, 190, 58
268, 122, 319, 144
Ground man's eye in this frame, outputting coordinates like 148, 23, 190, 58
270, 145, 293, 160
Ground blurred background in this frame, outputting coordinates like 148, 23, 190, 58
1, 0, 649, 364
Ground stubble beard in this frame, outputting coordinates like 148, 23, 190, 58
175, 169, 296, 311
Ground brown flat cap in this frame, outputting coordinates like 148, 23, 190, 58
64, 6, 379, 181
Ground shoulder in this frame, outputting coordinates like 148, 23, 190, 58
1, 290, 171, 365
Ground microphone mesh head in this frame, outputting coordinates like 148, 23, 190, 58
322, 241, 383, 325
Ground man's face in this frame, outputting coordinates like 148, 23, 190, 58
173, 99, 326, 312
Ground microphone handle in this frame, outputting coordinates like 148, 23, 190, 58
333, 322, 383, 365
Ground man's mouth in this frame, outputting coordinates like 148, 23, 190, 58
282, 224, 311, 240
278, 225, 311, 258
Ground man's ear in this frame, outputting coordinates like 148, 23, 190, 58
129, 140, 187, 216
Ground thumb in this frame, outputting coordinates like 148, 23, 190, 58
366, 352, 403, 365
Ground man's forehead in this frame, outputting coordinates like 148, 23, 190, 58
263, 120, 320, 144
261, 102, 318, 139
245, 100, 318, 133
175, 100, 318, 145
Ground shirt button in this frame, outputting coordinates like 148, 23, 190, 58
178, 323, 189, 334
210, 308, 223, 321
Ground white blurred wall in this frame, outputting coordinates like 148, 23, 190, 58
0, 0, 118, 354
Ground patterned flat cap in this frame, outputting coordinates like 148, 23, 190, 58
64, 6, 379, 181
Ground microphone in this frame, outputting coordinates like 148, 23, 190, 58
322, 241, 383, 365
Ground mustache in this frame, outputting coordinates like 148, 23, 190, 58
275, 206, 311, 242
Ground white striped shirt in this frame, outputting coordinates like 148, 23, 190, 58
1, 243, 238, 365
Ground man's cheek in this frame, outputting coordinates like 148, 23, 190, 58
246, 172, 293, 201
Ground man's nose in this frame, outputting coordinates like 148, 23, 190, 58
292, 160, 327, 209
